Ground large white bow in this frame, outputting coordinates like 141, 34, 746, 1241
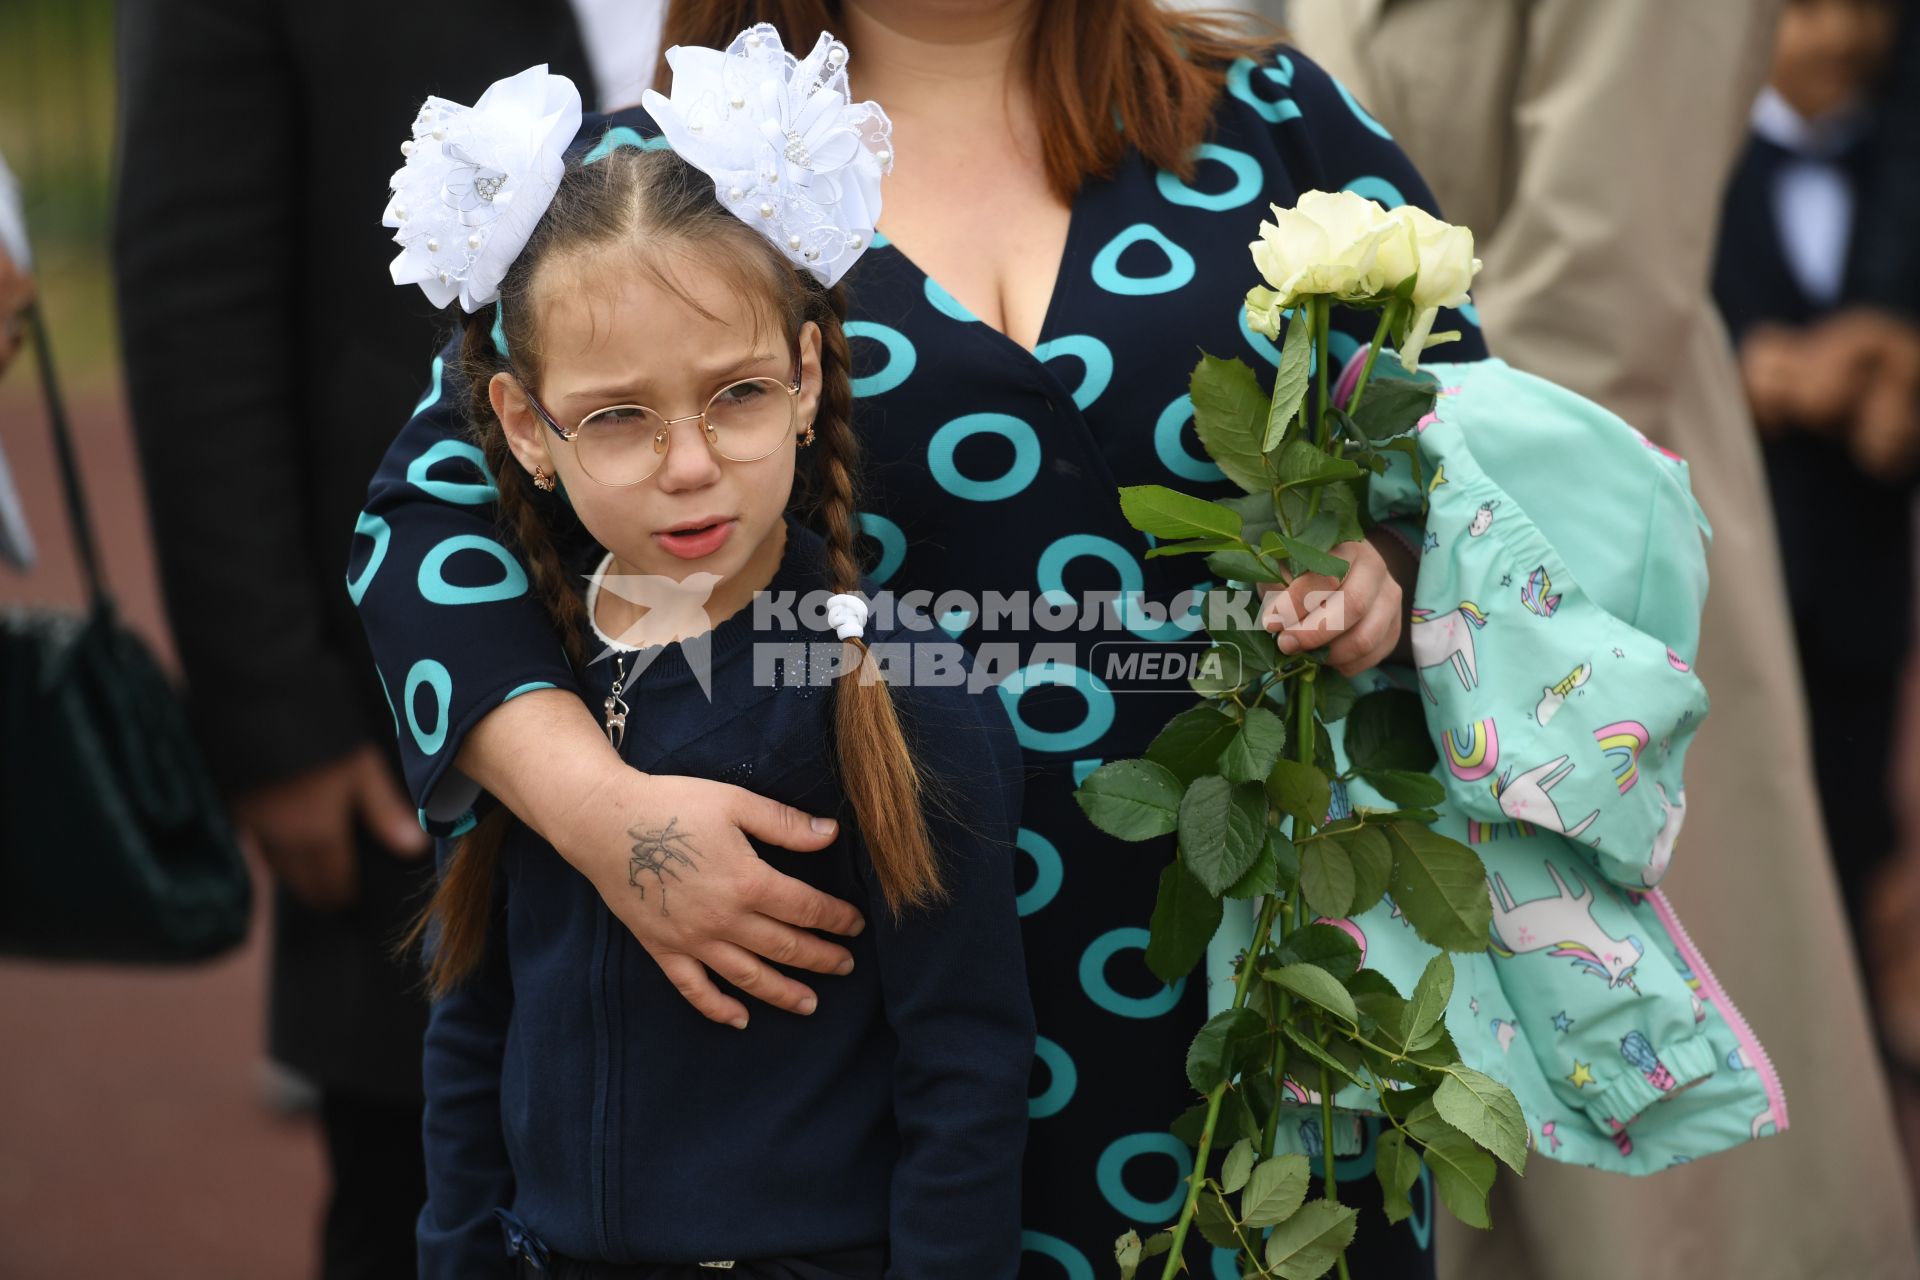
383, 65, 583, 313
642, 24, 893, 287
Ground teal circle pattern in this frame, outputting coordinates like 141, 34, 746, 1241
407, 438, 499, 505
1154, 395, 1225, 482
1020, 1232, 1093, 1280
1037, 533, 1192, 641
584, 125, 671, 164
346, 511, 391, 606
1459, 300, 1481, 327
1212, 1248, 1241, 1280
923, 276, 978, 323
1015, 826, 1063, 916
1155, 144, 1263, 212
1344, 174, 1408, 210
1079, 927, 1186, 1017
998, 659, 1115, 754
504, 681, 558, 701
927, 413, 1041, 502
404, 659, 452, 756
413, 356, 444, 417
1226, 55, 1301, 123
1091, 224, 1196, 297
857, 511, 906, 585
418, 535, 530, 606
1030, 1036, 1077, 1119
1333, 75, 1394, 140
1032, 334, 1113, 410
1097, 1132, 1192, 1222
846, 321, 917, 397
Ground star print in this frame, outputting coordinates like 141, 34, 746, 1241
1611, 648, 1625, 658
1551, 1010, 1575, 1033
1499, 573, 1513, 587
1469, 998, 1480, 1015
1567, 1060, 1596, 1089
1423, 532, 1440, 551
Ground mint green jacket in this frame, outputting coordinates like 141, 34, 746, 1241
1207, 358, 1784, 1174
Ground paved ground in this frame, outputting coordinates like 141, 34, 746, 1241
0, 386, 324, 1279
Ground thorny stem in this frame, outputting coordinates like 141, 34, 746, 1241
1159, 895, 1284, 1280
1344, 304, 1397, 418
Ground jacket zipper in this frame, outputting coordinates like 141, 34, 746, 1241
1646, 888, 1789, 1136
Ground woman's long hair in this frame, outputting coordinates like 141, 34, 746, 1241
408, 146, 947, 998
655, 2, 1281, 200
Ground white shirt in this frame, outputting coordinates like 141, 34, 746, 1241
566, 0, 667, 112
1749, 85, 1871, 308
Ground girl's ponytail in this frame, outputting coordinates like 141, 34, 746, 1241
808, 286, 951, 919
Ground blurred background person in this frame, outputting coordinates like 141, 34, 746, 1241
110, 1, 665, 1274
1292, 1, 1920, 1277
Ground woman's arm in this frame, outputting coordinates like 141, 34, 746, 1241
354, 342, 866, 1023
867, 683, 1035, 1280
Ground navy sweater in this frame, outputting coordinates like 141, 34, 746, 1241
417, 521, 1036, 1278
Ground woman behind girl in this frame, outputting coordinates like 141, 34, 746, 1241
385, 55, 1035, 1279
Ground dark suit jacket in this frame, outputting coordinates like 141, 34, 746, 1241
112, 0, 592, 1098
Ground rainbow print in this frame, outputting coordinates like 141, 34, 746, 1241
1467, 817, 1537, 844
1594, 720, 1649, 794
1445, 718, 1500, 781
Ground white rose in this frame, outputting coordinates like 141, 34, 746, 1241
1393, 206, 1482, 370
1247, 190, 1395, 311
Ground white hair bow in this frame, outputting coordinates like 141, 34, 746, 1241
642, 24, 894, 287
383, 65, 583, 312
825, 592, 870, 643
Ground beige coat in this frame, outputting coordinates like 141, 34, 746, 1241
1291, 2, 1920, 1276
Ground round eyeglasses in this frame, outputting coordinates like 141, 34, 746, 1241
517, 363, 806, 487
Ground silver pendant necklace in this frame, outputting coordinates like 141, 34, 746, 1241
604, 655, 630, 751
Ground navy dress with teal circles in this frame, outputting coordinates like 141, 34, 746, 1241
351, 48, 1486, 1279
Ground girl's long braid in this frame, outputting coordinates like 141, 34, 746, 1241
806, 281, 949, 917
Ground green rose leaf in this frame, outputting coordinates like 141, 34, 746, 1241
1357, 768, 1448, 808
1265, 309, 1313, 451
1331, 825, 1394, 911
1143, 536, 1244, 559
1241, 1151, 1312, 1228
1265, 758, 1331, 833
1207, 548, 1282, 584
1145, 705, 1239, 785
1274, 921, 1362, 981
1190, 355, 1273, 494
1190, 644, 1250, 697
1119, 484, 1243, 543
1266, 962, 1358, 1024
1219, 490, 1280, 544
1276, 439, 1367, 490
1187, 1006, 1265, 1093
1145, 858, 1223, 984
1221, 1137, 1256, 1194
1225, 836, 1281, 899
1410, 1112, 1496, 1229
1195, 1188, 1241, 1250
1179, 776, 1267, 895
1075, 758, 1185, 841
1350, 370, 1439, 442
1402, 953, 1455, 1053
1375, 1130, 1423, 1226
1171, 1100, 1210, 1149
1222, 705, 1289, 784
1281, 534, 1353, 579
1387, 822, 1493, 952
1345, 689, 1439, 773
1313, 668, 1356, 723
1141, 1231, 1175, 1260
1263, 1199, 1359, 1279
1300, 838, 1356, 918
1281, 1023, 1368, 1088
1435, 1066, 1529, 1175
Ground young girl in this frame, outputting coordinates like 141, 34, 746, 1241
382, 50, 1035, 1280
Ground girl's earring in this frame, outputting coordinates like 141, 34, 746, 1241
532, 465, 556, 492
799, 420, 816, 447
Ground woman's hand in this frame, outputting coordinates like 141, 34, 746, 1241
459, 690, 866, 1029
1259, 530, 1415, 676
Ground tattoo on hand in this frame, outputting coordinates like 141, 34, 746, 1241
628, 816, 700, 915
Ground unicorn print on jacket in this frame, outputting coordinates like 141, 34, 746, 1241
1488, 862, 1645, 990
1412, 600, 1488, 703
1491, 755, 1600, 839
1468, 500, 1499, 537
1535, 661, 1592, 726
1643, 781, 1686, 886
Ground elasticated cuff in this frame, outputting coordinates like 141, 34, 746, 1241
1582, 1031, 1717, 1130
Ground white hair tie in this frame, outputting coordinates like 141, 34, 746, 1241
825, 592, 870, 642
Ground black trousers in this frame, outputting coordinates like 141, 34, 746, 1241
320, 1090, 427, 1280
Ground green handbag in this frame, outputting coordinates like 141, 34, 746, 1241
0, 301, 251, 961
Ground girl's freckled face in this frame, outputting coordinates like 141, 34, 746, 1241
528, 250, 819, 590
